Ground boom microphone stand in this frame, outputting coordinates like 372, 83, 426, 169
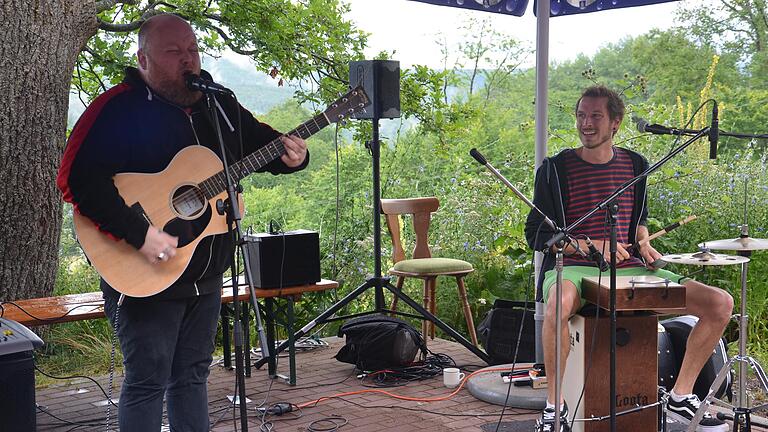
205, 91, 271, 432
470, 148, 596, 432
256, 113, 491, 368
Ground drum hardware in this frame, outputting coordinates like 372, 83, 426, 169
660, 251, 750, 266
676, 180, 768, 431
628, 276, 672, 300
686, 232, 768, 432
472, 129, 711, 432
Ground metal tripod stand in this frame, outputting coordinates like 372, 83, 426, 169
255, 116, 490, 368
688, 223, 768, 432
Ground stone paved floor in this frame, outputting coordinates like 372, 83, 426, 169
35, 336, 539, 431
34, 336, 765, 431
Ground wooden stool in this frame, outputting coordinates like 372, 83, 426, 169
381, 197, 478, 346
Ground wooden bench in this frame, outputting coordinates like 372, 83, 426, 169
1, 279, 338, 385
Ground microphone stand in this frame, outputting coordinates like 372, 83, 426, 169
471, 149, 594, 432
205, 92, 271, 432
544, 126, 710, 432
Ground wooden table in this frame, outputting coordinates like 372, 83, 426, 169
220, 279, 338, 385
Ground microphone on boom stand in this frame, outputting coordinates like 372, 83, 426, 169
709, 101, 719, 160
585, 237, 610, 272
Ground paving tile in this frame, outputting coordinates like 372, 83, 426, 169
34, 336, 753, 432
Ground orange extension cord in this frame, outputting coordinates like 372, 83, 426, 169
297, 366, 531, 409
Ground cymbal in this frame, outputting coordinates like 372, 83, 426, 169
661, 251, 750, 266
699, 237, 768, 251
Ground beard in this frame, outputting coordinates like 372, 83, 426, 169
580, 130, 613, 149
153, 76, 200, 106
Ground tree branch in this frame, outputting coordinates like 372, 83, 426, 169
97, 19, 144, 32
95, 0, 138, 14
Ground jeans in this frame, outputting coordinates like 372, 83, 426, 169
103, 289, 222, 431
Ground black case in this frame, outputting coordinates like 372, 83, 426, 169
335, 314, 426, 371
476, 299, 536, 365
243, 229, 321, 288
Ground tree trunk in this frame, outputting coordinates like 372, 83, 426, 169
0, 1, 97, 300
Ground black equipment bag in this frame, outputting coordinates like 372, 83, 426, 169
335, 314, 427, 371
476, 299, 535, 365
661, 315, 732, 401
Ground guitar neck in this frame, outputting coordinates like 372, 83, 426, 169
199, 112, 329, 199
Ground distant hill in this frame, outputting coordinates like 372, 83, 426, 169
203, 56, 296, 114
67, 56, 296, 128
66, 57, 484, 137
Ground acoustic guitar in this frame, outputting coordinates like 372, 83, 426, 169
73, 87, 369, 297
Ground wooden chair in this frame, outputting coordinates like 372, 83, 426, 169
380, 197, 478, 346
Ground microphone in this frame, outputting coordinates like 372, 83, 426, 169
184, 73, 233, 95
709, 101, 719, 159
633, 116, 699, 136
469, 148, 487, 165
584, 237, 609, 272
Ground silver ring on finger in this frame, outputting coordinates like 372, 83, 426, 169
158, 252, 166, 261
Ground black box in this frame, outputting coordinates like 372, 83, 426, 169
243, 229, 321, 288
0, 319, 44, 432
348, 60, 400, 119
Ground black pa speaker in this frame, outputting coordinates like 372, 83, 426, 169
348, 60, 400, 119
243, 229, 321, 288
0, 319, 44, 432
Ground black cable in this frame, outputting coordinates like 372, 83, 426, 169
326, 395, 533, 418
307, 415, 348, 432
664, 99, 713, 155
358, 353, 456, 388
34, 364, 118, 407
36, 403, 109, 428
570, 222, 609, 426
492, 220, 540, 432
106, 299, 121, 429
333, 122, 341, 279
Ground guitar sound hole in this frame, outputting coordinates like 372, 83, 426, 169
172, 184, 207, 219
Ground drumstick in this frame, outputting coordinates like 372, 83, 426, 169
629, 215, 698, 251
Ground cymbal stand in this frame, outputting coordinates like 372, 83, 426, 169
687, 224, 768, 432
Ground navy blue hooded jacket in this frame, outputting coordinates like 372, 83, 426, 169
58, 67, 309, 299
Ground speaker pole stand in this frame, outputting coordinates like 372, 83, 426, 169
256, 111, 490, 368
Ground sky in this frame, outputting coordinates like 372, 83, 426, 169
343, 0, 685, 68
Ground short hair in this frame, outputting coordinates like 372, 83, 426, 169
575, 85, 625, 122
138, 13, 187, 52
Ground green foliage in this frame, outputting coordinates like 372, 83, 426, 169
52, 3, 768, 376
78, 0, 368, 105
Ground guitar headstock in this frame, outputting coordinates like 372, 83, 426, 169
323, 86, 370, 123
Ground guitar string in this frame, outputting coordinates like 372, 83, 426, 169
145, 115, 328, 224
